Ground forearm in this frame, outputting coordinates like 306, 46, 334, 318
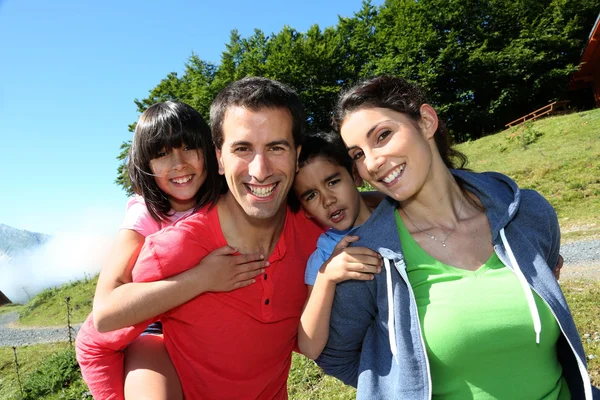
94, 267, 209, 332
298, 276, 337, 360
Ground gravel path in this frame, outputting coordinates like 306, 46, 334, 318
0, 312, 80, 347
0, 240, 598, 347
560, 239, 600, 281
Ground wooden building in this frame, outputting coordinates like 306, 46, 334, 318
0, 290, 11, 306
570, 14, 600, 108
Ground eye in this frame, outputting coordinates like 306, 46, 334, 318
327, 179, 341, 187
234, 146, 250, 153
376, 130, 392, 143
351, 150, 364, 161
305, 192, 317, 202
270, 145, 286, 153
154, 148, 168, 158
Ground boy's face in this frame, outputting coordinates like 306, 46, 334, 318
293, 156, 363, 231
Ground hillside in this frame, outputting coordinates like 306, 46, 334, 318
456, 108, 600, 242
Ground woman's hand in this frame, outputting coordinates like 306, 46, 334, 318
554, 254, 564, 280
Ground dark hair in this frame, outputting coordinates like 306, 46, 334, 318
128, 101, 225, 222
333, 75, 468, 170
210, 77, 306, 149
290, 131, 356, 212
298, 131, 353, 175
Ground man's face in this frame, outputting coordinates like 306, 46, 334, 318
216, 106, 300, 220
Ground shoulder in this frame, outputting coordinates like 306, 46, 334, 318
145, 204, 216, 248
287, 208, 326, 240
516, 189, 559, 230
120, 196, 160, 237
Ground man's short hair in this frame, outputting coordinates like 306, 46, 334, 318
210, 77, 306, 149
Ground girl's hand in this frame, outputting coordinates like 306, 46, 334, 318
319, 235, 382, 284
198, 246, 269, 292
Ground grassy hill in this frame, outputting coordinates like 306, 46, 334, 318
0, 109, 598, 398
456, 108, 600, 242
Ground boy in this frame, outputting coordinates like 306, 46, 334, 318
292, 131, 382, 360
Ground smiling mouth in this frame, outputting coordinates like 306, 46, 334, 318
246, 183, 278, 198
380, 164, 406, 185
171, 175, 193, 184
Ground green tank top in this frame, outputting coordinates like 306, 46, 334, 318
395, 211, 570, 399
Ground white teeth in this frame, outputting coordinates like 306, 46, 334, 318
172, 175, 192, 184
248, 184, 276, 198
382, 164, 405, 184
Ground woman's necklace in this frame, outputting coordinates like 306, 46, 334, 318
402, 198, 464, 248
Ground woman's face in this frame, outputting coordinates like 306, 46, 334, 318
340, 106, 435, 201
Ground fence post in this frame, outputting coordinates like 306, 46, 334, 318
65, 296, 73, 348
12, 346, 24, 398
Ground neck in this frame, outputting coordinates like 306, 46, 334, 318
353, 196, 372, 228
218, 192, 288, 256
399, 164, 465, 230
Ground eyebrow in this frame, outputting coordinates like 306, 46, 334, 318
229, 139, 292, 148
299, 172, 340, 199
346, 120, 392, 152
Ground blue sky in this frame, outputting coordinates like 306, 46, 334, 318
0, 0, 382, 236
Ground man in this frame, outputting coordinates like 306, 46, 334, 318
77, 77, 324, 399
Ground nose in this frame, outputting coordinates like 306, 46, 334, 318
364, 150, 384, 175
248, 153, 273, 182
322, 191, 336, 208
170, 149, 186, 171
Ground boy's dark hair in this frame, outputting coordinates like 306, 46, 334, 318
210, 77, 306, 149
290, 131, 355, 212
298, 131, 353, 175
128, 101, 225, 222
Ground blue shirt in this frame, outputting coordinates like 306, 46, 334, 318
305, 228, 355, 285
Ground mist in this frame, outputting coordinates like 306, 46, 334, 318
0, 209, 120, 304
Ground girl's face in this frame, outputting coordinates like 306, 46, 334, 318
340, 106, 435, 202
149, 145, 207, 211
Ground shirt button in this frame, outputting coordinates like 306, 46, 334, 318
265, 299, 270, 305
264, 273, 268, 280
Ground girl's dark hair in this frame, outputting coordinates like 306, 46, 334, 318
333, 75, 468, 170
128, 101, 225, 222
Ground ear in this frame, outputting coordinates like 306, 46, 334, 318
295, 145, 302, 172
418, 104, 439, 140
352, 163, 363, 187
215, 146, 225, 175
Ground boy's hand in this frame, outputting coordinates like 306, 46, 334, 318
319, 235, 382, 284
198, 246, 268, 292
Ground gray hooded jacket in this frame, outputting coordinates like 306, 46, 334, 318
316, 170, 599, 399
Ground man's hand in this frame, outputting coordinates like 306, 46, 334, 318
319, 235, 382, 284
198, 246, 268, 292
554, 254, 564, 281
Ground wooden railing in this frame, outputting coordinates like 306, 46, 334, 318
505, 100, 570, 128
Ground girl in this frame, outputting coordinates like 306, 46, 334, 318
76, 101, 268, 400
316, 76, 599, 399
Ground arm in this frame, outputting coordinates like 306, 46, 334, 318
298, 236, 381, 360
315, 276, 378, 387
93, 230, 267, 332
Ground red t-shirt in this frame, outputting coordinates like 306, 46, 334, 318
76, 204, 323, 400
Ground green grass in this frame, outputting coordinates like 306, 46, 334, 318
15, 275, 97, 327
562, 279, 600, 387
456, 109, 600, 242
1, 279, 596, 399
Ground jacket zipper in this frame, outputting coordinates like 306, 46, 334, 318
395, 258, 432, 400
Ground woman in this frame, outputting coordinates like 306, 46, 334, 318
315, 76, 598, 399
